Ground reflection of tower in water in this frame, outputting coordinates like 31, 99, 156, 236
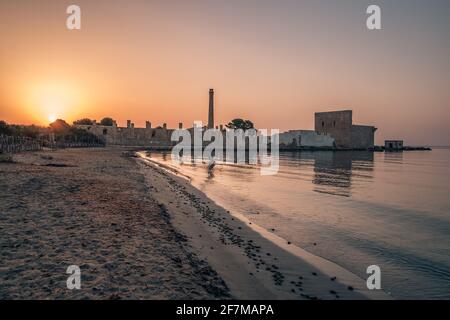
312, 151, 374, 197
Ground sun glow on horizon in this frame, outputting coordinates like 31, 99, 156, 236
48, 114, 57, 123
19, 79, 88, 126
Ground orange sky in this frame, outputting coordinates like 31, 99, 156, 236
1, 0, 449, 145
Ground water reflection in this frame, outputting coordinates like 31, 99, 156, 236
148, 150, 376, 197
310, 152, 375, 197
383, 151, 404, 164
147, 151, 376, 197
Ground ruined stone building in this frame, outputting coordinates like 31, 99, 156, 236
314, 110, 377, 149
385, 140, 403, 151
75, 89, 218, 147
278, 130, 335, 149
75, 120, 175, 147
278, 110, 376, 150
76, 90, 376, 151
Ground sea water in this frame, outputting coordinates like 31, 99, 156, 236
144, 149, 450, 299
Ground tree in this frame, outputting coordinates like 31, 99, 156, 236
100, 117, 114, 126
49, 119, 71, 134
73, 118, 94, 125
69, 127, 105, 144
21, 125, 41, 139
226, 119, 255, 131
0, 122, 43, 137
0, 120, 11, 135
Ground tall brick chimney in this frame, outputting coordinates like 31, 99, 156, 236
208, 89, 214, 129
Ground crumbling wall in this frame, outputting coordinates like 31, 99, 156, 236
75, 124, 174, 146
278, 130, 335, 148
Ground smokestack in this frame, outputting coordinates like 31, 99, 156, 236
146, 121, 152, 129
163, 123, 167, 129
208, 89, 214, 129
127, 120, 131, 128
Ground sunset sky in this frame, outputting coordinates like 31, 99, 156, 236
1, 0, 449, 145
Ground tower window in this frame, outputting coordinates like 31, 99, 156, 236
103, 129, 108, 135
322, 121, 324, 128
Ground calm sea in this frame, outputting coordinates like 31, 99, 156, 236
144, 149, 450, 299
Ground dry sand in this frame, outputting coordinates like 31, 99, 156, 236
0, 147, 391, 299
0, 148, 229, 299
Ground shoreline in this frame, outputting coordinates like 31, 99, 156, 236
1, 147, 391, 299
137, 152, 391, 300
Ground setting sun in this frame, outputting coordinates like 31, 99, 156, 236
48, 114, 57, 123
13, 79, 89, 126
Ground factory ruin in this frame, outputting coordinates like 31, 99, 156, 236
76, 90, 377, 150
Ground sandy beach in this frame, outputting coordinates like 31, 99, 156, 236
0, 148, 229, 299
0, 147, 389, 299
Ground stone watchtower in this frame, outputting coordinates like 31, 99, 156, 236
208, 89, 214, 129
315, 110, 353, 148
315, 110, 377, 149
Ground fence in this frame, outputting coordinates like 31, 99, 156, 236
0, 135, 44, 153
0, 135, 105, 154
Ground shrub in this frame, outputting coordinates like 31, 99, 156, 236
100, 117, 114, 126
0, 120, 11, 135
73, 118, 94, 125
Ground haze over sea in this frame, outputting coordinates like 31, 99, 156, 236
145, 149, 450, 299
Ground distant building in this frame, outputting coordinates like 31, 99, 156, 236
315, 110, 377, 150
385, 140, 403, 151
76, 95, 377, 151
75, 89, 219, 147
75, 120, 175, 147
278, 130, 335, 149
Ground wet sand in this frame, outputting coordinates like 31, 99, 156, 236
137, 153, 390, 300
0, 147, 390, 299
